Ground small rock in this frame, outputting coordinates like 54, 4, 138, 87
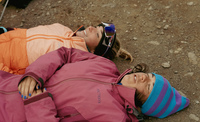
160, 31, 164, 35
165, 6, 170, 9
195, 100, 199, 104
169, 49, 173, 53
46, 12, 50, 16
184, 72, 194, 77
189, 114, 199, 121
156, 25, 162, 29
187, 2, 194, 6
148, 6, 153, 10
188, 52, 198, 64
148, 41, 160, 45
174, 48, 182, 53
181, 41, 188, 44
11, 15, 17, 18
174, 71, 178, 74
161, 62, 171, 68
133, 37, 137, 40
163, 25, 169, 30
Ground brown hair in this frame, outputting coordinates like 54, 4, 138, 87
106, 38, 133, 62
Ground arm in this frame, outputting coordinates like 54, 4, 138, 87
19, 47, 96, 97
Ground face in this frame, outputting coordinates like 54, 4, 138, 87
121, 72, 155, 101
76, 26, 104, 53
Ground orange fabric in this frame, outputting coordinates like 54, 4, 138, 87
26, 23, 88, 64
0, 29, 28, 74
0, 23, 88, 74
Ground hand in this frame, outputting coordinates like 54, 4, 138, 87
18, 76, 38, 100
30, 88, 46, 98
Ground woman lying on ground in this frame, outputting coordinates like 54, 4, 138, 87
0, 47, 189, 122
0, 22, 133, 74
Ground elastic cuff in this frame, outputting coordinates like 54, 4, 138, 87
0, 26, 7, 32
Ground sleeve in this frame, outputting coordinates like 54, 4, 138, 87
0, 63, 14, 74
24, 92, 59, 122
19, 47, 97, 87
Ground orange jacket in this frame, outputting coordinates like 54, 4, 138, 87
0, 23, 88, 74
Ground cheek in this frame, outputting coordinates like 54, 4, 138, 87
135, 84, 146, 94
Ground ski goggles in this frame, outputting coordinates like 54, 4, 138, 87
101, 22, 116, 56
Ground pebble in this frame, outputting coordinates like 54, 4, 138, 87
174, 48, 182, 53
148, 41, 160, 45
195, 100, 199, 104
156, 25, 162, 29
163, 25, 169, 30
184, 72, 194, 77
189, 114, 199, 121
174, 71, 178, 74
187, 2, 194, 6
188, 52, 198, 64
46, 12, 50, 16
148, 6, 153, 10
161, 62, 171, 68
165, 6, 170, 9
133, 37, 137, 40
160, 31, 164, 35
11, 15, 17, 18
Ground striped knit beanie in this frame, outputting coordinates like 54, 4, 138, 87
141, 73, 190, 118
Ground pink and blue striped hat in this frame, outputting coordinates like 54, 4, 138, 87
141, 73, 190, 118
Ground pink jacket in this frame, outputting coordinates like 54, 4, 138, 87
0, 47, 140, 122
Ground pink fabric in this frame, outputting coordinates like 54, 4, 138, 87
0, 47, 139, 121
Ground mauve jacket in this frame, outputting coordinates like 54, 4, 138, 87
0, 47, 141, 122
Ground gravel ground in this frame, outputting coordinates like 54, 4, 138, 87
0, 0, 200, 121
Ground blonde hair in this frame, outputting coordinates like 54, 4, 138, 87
108, 38, 133, 62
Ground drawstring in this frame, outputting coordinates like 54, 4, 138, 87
0, 0, 9, 21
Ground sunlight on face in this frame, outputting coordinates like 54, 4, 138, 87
121, 72, 155, 101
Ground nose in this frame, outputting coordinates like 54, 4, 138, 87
88, 26, 95, 32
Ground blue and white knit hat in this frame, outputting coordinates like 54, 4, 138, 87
141, 73, 190, 118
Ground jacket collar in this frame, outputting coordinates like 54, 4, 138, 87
116, 69, 132, 83
116, 69, 137, 108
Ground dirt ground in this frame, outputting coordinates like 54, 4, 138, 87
0, 0, 200, 121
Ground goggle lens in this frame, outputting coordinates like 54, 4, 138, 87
100, 22, 116, 56
104, 24, 115, 37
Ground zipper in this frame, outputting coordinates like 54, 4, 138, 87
0, 77, 118, 94
45, 77, 117, 88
